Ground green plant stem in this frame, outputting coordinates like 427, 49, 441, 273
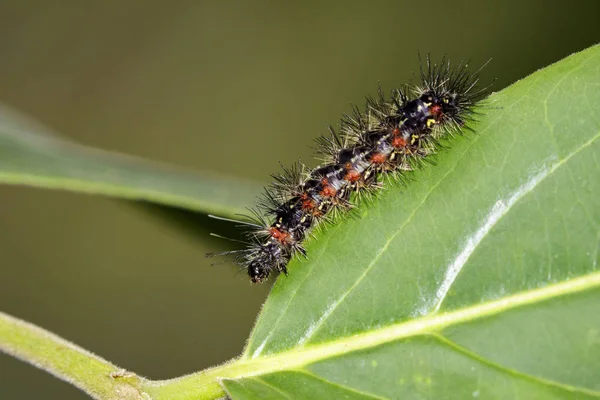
0, 311, 147, 400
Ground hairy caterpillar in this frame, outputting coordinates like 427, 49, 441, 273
209, 57, 489, 283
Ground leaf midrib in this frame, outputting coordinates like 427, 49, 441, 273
150, 271, 600, 396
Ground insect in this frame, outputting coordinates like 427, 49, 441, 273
209, 56, 489, 283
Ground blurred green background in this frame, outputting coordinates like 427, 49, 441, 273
0, 1, 598, 399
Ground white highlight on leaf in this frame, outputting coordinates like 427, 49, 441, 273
431, 166, 550, 313
252, 338, 268, 359
297, 301, 339, 345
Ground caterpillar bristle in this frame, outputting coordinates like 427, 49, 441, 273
209, 56, 490, 283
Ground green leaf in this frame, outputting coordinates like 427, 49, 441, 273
146, 45, 600, 399
0, 107, 260, 218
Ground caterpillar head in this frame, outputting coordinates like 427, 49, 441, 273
248, 260, 270, 283
419, 56, 490, 128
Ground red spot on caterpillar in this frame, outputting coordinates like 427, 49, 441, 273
392, 127, 401, 136
344, 169, 361, 182
369, 152, 387, 164
392, 136, 408, 148
320, 178, 337, 197
430, 104, 443, 119
300, 194, 321, 216
269, 227, 291, 244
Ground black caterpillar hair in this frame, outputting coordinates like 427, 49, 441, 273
209, 56, 489, 283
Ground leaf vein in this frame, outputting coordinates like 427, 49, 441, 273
431, 333, 600, 398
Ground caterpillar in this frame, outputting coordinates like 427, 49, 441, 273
209, 56, 489, 283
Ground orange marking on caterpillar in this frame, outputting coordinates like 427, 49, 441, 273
369, 152, 387, 164
300, 194, 321, 216
392, 136, 408, 148
344, 169, 362, 182
320, 178, 337, 197
430, 104, 443, 118
269, 227, 291, 244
